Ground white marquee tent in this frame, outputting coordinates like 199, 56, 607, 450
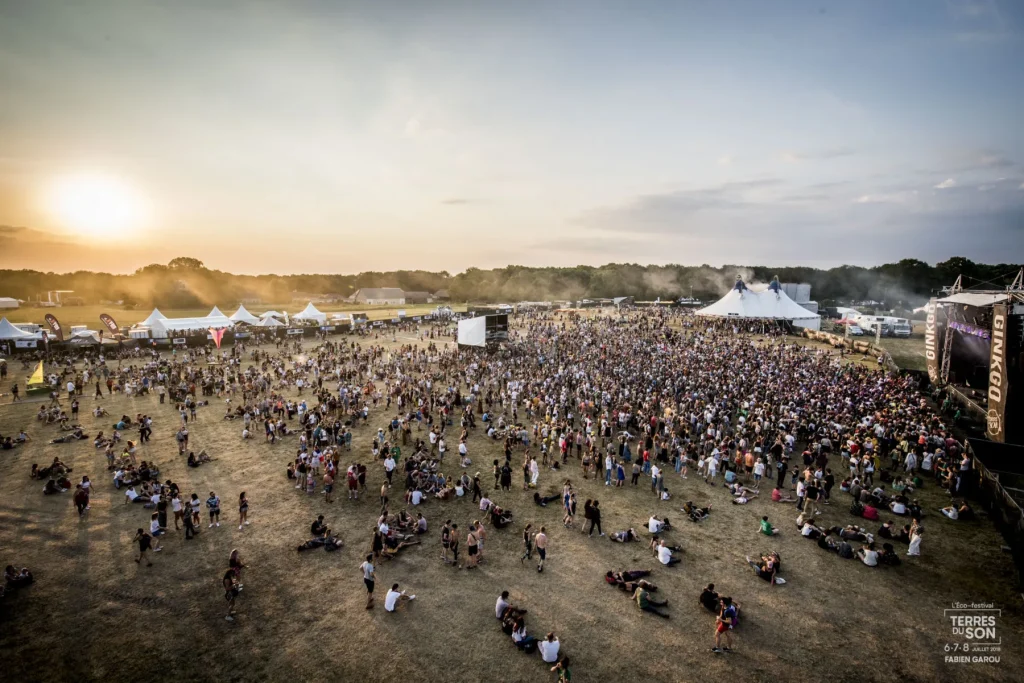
260, 310, 285, 319
696, 276, 821, 330
207, 306, 228, 319
229, 305, 261, 324
150, 316, 234, 339
293, 302, 326, 323
256, 317, 285, 327
0, 317, 35, 339
140, 308, 167, 327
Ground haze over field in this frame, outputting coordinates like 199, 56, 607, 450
1, 1, 1022, 274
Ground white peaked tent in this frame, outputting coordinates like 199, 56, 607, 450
293, 302, 326, 323
260, 310, 284, 319
207, 306, 228, 319
256, 316, 285, 327
229, 305, 261, 324
696, 276, 821, 330
0, 317, 34, 339
140, 308, 167, 327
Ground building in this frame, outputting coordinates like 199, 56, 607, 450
433, 289, 450, 301
351, 288, 406, 305
403, 291, 432, 304
0, 297, 19, 309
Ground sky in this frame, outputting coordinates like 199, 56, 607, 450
0, 0, 1022, 275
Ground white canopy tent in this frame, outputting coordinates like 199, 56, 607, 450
150, 316, 234, 339
696, 277, 821, 331
0, 317, 35, 339
293, 302, 327, 323
207, 306, 228, 319
229, 305, 261, 324
140, 308, 167, 327
260, 310, 285, 319
256, 317, 285, 327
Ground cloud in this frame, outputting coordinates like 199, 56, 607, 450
1020, 182, 1024, 190
717, 156, 734, 166
977, 154, 1015, 169
935, 178, 957, 189
441, 198, 472, 205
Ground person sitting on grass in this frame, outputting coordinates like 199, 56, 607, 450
380, 534, 420, 559
744, 552, 784, 585
682, 502, 711, 522
538, 632, 561, 664
187, 450, 213, 468
771, 487, 796, 503
489, 505, 513, 528
699, 584, 720, 613
609, 528, 639, 542
856, 542, 879, 567
551, 657, 572, 683
878, 542, 901, 566
384, 583, 416, 612
656, 539, 681, 567
648, 515, 672, 533
4, 565, 33, 589
759, 516, 780, 536
633, 583, 670, 618
510, 616, 537, 652
941, 500, 973, 521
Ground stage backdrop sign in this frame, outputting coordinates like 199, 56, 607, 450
99, 313, 120, 335
287, 328, 304, 335
43, 313, 64, 342
15, 339, 38, 348
986, 303, 1009, 442
172, 338, 187, 346
925, 298, 944, 385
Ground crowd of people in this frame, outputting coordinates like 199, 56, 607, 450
2, 306, 981, 673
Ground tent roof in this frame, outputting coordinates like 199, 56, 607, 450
229, 304, 261, 323
0, 317, 34, 339
140, 308, 167, 327
260, 310, 284, 318
256, 317, 285, 327
208, 306, 227, 318
696, 278, 821, 321
294, 302, 324, 318
936, 292, 1010, 307
152, 316, 234, 331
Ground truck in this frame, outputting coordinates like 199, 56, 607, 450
855, 315, 912, 338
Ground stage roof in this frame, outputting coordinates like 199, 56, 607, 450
937, 292, 1010, 307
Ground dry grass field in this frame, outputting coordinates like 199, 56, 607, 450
0, 330, 1020, 683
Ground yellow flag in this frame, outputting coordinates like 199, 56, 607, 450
28, 361, 44, 386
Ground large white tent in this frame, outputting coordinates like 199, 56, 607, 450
696, 276, 821, 330
256, 316, 285, 327
140, 308, 167, 327
293, 302, 326, 323
229, 305, 261, 324
207, 306, 228, 319
0, 317, 35, 339
150, 316, 234, 339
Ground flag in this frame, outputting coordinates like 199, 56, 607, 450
99, 313, 120, 335
28, 360, 44, 386
43, 313, 64, 342
209, 327, 226, 348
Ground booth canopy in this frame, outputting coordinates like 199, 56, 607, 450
150, 316, 234, 338
293, 302, 327, 323
0, 318, 34, 339
207, 306, 228, 319
140, 308, 167, 327
256, 317, 285, 327
229, 305, 261, 324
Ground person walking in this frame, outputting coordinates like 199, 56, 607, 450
359, 554, 376, 609
223, 568, 240, 621
238, 491, 250, 530
133, 528, 156, 566
520, 523, 534, 564
589, 500, 604, 537
535, 526, 548, 573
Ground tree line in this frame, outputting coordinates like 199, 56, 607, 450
0, 256, 1019, 310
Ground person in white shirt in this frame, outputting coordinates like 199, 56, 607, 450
538, 633, 560, 663
383, 455, 396, 483
857, 543, 879, 566
479, 495, 493, 511
384, 583, 415, 612
648, 516, 670, 534
495, 591, 511, 619
907, 526, 923, 556
410, 489, 423, 505
657, 540, 681, 566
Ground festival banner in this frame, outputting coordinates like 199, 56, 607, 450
99, 313, 120, 335
986, 303, 1008, 442
43, 313, 65, 342
209, 327, 226, 348
27, 360, 44, 386
924, 298, 944, 385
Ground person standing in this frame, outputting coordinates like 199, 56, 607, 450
238, 491, 250, 530
711, 597, 737, 653
133, 528, 154, 566
440, 519, 452, 563
535, 526, 548, 573
589, 500, 604, 537
449, 523, 460, 569
520, 523, 534, 564
73, 484, 89, 517
223, 568, 240, 621
359, 554, 376, 609
207, 491, 221, 528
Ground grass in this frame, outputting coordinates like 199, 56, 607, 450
0, 330, 1020, 683
2, 303, 465, 330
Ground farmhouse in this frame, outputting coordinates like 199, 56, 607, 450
350, 288, 406, 305
403, 291, 432, 304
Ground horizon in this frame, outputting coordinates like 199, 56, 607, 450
2, 1, 1023, 274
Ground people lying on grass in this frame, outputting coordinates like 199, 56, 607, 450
48, 429, 86, 444
533, 492, 560, 507
5, 565, 33, 588
647, 515, 672, 534
799, 520, 826, 540
58, 418, 81, 431
43, 477, 70, 494
610, 528, 639, 543
633, 584, 670, 618
830, 524, 874, 544
187, 450, 212, 467
856, 542, 879, 567
682, 502, 711, 521
605, 570, 654, 588
759, 516, 780, 536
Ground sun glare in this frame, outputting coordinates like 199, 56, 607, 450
45, 172, 148, 238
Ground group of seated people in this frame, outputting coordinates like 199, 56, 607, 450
114, 461, 161, 490
187, 450, 213, 468
375, 510, 423, 559
941, 499, 974, 521
35, 406, 67, 424
94, 430, 122, 449
605, 569, 670, 618
48, 428, 87, 444
297, 515, 345, 552
497, 592, 566, 674
1, 565, 33, 599
31, 457, 72, 484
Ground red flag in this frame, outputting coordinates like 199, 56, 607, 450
209, 328, 225, 348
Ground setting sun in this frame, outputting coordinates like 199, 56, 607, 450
45, 172, 147, 238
